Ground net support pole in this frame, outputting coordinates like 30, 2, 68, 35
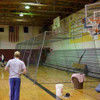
92, 38, 99, 67
16, 45, 20, 51
27, 38, 35, 73
19, 45, 22, 54
22, 40, 29, 60
85, 5, 87, 22
0, 36, 1, 49
34, 32, 46, 84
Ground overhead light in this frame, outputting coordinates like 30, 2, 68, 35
19, 13, 24, 17
16, 12, 38, 16
39, 7, 41, 9
25, 5, 30, 9
22, 3, 44, 6
15, 19, 26, 22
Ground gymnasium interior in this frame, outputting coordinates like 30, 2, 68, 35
0, 0, 100, 100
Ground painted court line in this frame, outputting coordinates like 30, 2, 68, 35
24, 75, 62, 100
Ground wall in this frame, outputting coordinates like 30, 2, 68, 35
0, 49, 15, 61
0, 25, 40, 49
43, 2, 100, 78
50, 3, 100, 50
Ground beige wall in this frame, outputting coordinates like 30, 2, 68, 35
0, 25, 40, 49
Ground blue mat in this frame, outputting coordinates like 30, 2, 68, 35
95, 84, 100, 93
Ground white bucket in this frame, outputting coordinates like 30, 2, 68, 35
56, 84, 63, 96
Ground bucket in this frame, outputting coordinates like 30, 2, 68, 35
56, 84, 63, 96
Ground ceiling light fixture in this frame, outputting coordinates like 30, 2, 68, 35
22, 3, 44, 6
16, 12, 38, 16
39, 6, 41, 9
15, 19, 26, 22
25, 5, 30, 9
19, 13, 24, 17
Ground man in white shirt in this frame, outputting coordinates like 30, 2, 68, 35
4, 51, 27, 100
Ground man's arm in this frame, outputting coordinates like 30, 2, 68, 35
20, 68, 27, 75
20, 61, 27, 75
4, 66, 9, 72
4, 60, 10, 72
22, 68, 27, 74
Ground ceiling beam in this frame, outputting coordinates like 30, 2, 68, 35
3, 0, 92, 4
0, 19, 50, 26
0, 7, 70, 14
0, 15, 55, 21
0, 1, 79, 9
0, 10, 60, 17
0, 22, 40, 26
0, 16, 53, 22
92, 0, 98, 3
58, 0, 93, 4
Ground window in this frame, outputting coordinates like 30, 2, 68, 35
0, 28, 4, 32
24, 27, 28, 33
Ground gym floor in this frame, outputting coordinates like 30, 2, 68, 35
0, 66, 100, 100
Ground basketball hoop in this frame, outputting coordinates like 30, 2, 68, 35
85, 3, 100, 39
87, 17, 99, 36
89, 17, 100, 24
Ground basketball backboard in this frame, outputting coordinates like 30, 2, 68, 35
53, 16, 60, 30
85, 3, 100, 27
85, 2, 100, 36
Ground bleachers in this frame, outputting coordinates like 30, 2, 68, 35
44, 49, 100, 78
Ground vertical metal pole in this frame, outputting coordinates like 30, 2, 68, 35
92, 38, 99, 67
27, 38, 35, 74
34, 32, 46, 83
60, 36, 68, 69
85, 5, 88, 26
22, 40, 29, 60
0, 36, 2, 49
15, 44, 17, 50
20, 44, 22, 55
15, 44, 18, 51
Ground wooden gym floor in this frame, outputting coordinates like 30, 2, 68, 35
0, 66, 100, 100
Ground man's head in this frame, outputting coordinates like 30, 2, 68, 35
14, 51, 20, 58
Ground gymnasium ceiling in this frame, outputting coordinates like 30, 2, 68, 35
0, 0, 98, 26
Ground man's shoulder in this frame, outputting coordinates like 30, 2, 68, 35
7, 59, 13, 63
8, 58, 18, 62
8, 58, 24, 64
18, 59, 24, 64
8, 59, 13, 62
